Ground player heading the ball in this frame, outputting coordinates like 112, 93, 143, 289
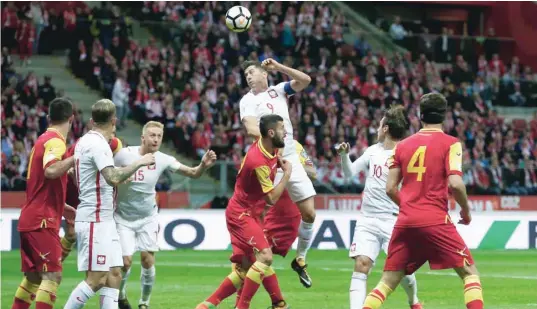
239, 57, 316, 288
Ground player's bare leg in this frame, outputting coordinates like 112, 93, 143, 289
292, 196, 315, 288
99, 267, 122, 309
118, 256, 133, 309
61, 224, 76, 261
139, 251, 156, 309
63, 271, 108, 309
362, 270, 405, 309
454, 264, 484, 309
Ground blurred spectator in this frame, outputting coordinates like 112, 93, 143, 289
1, 2, 19, 51
435, 27, 455, 63
483, 27, 500, 61
112, 70, 130, 129
389, 16, 407, 41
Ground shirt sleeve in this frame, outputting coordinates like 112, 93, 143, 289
295, 141, 313, 167
166, 154, 182, 172
254, 165, 274, 193
341, 146, 370, 177
43, 138, 67, 169
113, 148, 127, 167
275, 82, 295, 97
387, 144, 400, 169
92, 142, 115, 172
109, 137, 123, 155
445, 141, 463, 176
239, 96, 257, 121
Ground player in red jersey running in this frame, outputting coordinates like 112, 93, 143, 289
11, 97, 76, 309
196, 114, 292, 309
60, 135, 123, 261
362, 93, 484, 309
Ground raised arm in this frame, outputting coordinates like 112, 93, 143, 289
262, 58, 311, 93
43, 138, 74, 179
242, 116, 261, 138
337, 142, 369, 178
100, 151, 155, 186
171, 150, 217, 179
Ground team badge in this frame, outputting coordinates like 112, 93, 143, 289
268, 89, 278, 98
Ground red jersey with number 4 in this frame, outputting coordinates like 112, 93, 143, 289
18, 128, 68, 232
227, 139, 279, 218
389, 128, 463, 227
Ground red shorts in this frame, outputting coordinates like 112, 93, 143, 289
264, 196, 301, 257
226, 208, 270, 264
20, 229, 62, 273
384, 223, 474, 275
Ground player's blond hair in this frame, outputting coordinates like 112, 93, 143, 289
91, 99, 116, 125
142, 121, 164, 135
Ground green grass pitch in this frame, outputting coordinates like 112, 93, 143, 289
1, 250, 536, 308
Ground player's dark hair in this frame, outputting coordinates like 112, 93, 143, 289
48, 97, 73, 125
384, 105, 408, 140
241, 60, 265, 72
420, 93, 447, 124
259, 114, 284, 137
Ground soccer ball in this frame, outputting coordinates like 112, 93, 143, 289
225, 6, 252, 33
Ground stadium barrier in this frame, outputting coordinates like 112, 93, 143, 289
2, 209, 537, 251
2, 192, 537, 211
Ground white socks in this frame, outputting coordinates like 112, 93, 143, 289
64, 280, 95, 309
119, 267, 131, 300
99, 287, 120, 309
140, 266, 156, 305
401, 274, 420, 305
349, 272, 368, 309
296, 220, 314, 260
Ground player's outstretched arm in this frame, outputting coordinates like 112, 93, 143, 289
262, 58, 311, 92
174, 150, 217, 179
336, 142, 369, 178
45, 156, 75, 179
101, 153, 155, 186
386, 167, 403, 206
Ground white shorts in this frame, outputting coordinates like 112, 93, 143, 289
116, 214, 159, 257
75, 221, 123, 272
349, 215, 397, 262
274, 150, 316, 203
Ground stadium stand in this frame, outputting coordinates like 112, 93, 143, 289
2, 1, 537, 195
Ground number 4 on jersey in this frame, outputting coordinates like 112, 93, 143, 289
407, 146, 427, 181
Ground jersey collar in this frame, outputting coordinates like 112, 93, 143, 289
46, 128, 66, 142
257, 139, 276, 159
419, 128, 443, 133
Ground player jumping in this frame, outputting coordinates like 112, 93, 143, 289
196, 114, 292, 309
362, 93, 484, 309
12, 97, 76, 309
337, 105, 423, 309
114, 121, 217, 309
63, 99, 155, 309
240, 58, 316, 288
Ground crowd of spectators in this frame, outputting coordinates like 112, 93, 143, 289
3, 1, 537, 195
1, 48, 88, 191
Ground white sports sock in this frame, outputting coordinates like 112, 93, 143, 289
139, 266, 156, 305
401, 274, 419, 305
99, 287, 120, 309
63, 280, 96, 309
119, 267, 131, 300
350, 272, 368, 309
296, 220, 314, 260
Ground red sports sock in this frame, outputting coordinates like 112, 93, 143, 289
206, 271, 243, 306
12, 277, 39, 309
235, 286, 243, 307
237, 261, 269, 309
262, 267, 284, 304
